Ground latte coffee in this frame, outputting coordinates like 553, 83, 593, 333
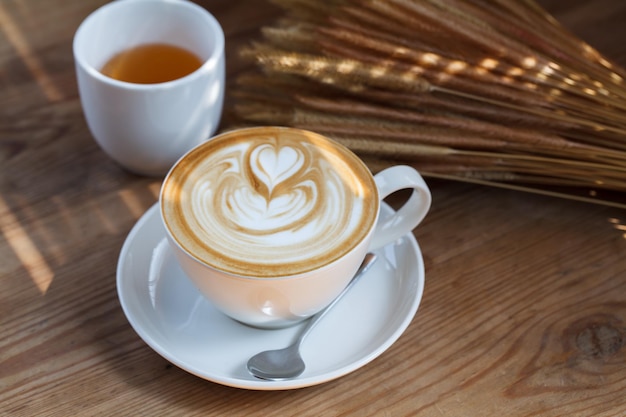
161, 127, 379, 277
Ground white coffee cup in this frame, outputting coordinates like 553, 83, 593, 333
160, 126, 431, 328
73, 0, 225, 176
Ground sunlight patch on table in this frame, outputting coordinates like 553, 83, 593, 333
148, 181, 161, 199
0, 196, 54, 294
0, 3, 63, 102
119, 180, 161, 218
118, 188, 148, 219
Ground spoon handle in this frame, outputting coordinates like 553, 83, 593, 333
295, 253, 378, 347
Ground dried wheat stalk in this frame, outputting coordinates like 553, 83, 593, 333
233, 0, 626, 208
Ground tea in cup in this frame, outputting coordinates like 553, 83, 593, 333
160, 126, 431, 328
73, 0, 225, 176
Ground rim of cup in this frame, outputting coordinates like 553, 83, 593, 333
159, 126, 381, 280
73, 0, 225, 90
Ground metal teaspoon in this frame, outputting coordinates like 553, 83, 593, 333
246, 253, 378, 381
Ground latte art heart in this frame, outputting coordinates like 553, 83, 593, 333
161, 128, 378, 277
249, 143, 305, 201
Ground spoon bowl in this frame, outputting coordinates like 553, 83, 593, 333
246, 253, 378, 381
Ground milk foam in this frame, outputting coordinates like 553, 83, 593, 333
162, 128, 378, 277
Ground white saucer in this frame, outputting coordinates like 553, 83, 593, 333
116, 203, 425, 390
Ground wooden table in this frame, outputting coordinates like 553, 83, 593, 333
1, 1, 625, 415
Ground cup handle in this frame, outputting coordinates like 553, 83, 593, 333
368, 165, 432, 250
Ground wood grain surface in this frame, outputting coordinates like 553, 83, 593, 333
1, 1, 625, 416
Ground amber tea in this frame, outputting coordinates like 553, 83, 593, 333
101, 43, 203, 84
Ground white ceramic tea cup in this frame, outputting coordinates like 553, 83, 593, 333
73, 0, 225, 176
160, 127, 431, 328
